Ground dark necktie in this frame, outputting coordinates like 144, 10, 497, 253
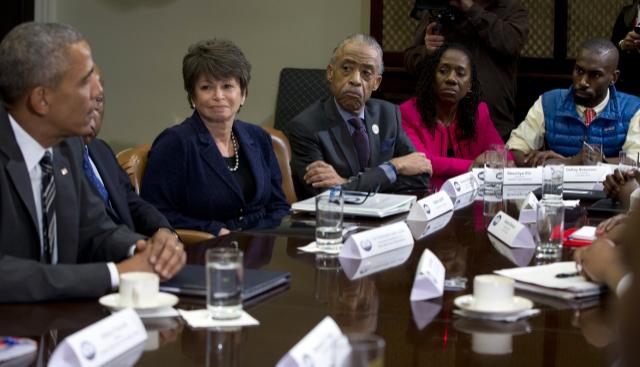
82, 147, 110, 206
348, 117, 370, 169
39, 152, 56, 264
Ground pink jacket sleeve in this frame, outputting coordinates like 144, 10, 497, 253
399, 98, 474, 177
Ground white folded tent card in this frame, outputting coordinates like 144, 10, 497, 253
441, 172, 478, 198
487, 211, 535, 249
339, 244, 414, 280
339, 221, 414, 259
276, 317, 349, 367
406, 191, 454, 222
410, 249, 445, 301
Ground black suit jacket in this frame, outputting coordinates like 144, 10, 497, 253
286, 98, 429, 199
0, 109, 144, 302
87, 139, 170, 236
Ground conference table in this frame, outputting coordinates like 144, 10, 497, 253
0, 193, 619, 366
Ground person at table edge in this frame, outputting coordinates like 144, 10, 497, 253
0, 22, 185, 303
506, 38, 640, 167
286, 34, 432, 200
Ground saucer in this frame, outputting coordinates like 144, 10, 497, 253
99, 292, 179, 312
454, 295, 533, 316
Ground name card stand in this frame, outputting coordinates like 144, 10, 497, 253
339, 222, 414, 259
518, 192, 539, 224
49, 309, 147, 367
407, 191, 454, 222
410, 249, 445, 301
441, 172, 478, 198
503, 167, 542, 185
339, 244, 414, 280
407, 211, 454, 240
564, 166, 612, 182
487, 211, 535, 249
276, 317, 349, 367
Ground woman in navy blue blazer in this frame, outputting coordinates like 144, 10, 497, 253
141, 39, 290, 236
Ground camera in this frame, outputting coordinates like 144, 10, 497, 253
410, 0, 458, 33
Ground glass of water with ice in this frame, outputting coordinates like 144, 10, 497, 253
315, 186, 344, 252
206, 248, 244, 319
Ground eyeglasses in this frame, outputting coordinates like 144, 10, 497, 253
343, 185, 380, 205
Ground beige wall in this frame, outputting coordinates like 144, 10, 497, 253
55, 0, 370, 150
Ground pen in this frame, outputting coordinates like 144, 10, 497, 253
555, 271, 582, 278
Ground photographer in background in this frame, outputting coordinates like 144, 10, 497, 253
612, 0, 640, 96
404, 0, 529, 141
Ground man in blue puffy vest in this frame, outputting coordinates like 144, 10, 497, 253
507, 38, 640, 167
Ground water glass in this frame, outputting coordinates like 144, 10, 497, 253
541, 164, 564, 201
206, 248, 244, 319
582, 142, 603, 165
483, 145, 507, 197
315, 186, 344, 251
535, 201, 564, 259
619, 151, 639, 173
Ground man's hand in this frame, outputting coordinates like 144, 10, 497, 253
146, 228, 186, 279
389, 152, 432, 176
448, 0, 475, 11
116, 239, 155, 275
304, 160, 348, 188
522, 150, 565, 167
574, 238, 626, 290
603, 169, 637, 200
423, 22, 445, 56
596, 213, 627, 244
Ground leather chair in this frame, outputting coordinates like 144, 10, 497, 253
274, 68, 330, 132
115, 144, 214, 246
262, 126, 297, 204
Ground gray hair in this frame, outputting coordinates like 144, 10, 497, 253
0, 22, 85, 105
329, 34, 384, 74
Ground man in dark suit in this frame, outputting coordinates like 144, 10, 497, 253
82, 70, 173, 236
286, 34, 432, 199
0, 22, 185, 302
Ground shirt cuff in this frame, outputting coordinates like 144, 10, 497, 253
616, 273, 633, 297
380, 162, 397, 183
107, 262, 120, 290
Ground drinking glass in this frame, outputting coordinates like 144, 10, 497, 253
535, 200, 564, 259
206, 248, 244, 319
619, 151, 639, 173
340, 333, 385, 367
541, 164, 564, 202
315, 186, 343, 251
483, 145, 507, 197
582, 142, 603, 165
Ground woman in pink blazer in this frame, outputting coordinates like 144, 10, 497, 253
400, 44, 511, 188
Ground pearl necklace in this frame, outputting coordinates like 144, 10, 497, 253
227, 132, 240, 172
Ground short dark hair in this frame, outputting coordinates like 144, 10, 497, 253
182, 39, 251, 109
0, 22, 85, 106
415, 43, 481, 141
579, 37, 619, 68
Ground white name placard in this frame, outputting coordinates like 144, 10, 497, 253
340, 222, 414, 259
411, 300, 442, 330
407, 191, 454, 222
503, 167, 542, 185
564, 166, 612, 182
487, 211, 535, 249
339, 244, 413, 280
472, 168, 484, 185
49, 309, 147, 367
502, 185, 538, 200
488, 234, 536, 267
406, 211, 454, 240
518, 192, 539, 224
276, 317, 349, 367
410, 249, 445, 301
441, 172, 478, 198
453, 189, 477, 209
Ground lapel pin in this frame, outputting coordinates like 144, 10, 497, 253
372, 124, 380, 135
61, 168, 68, 176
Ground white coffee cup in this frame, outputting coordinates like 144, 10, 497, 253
472, 275, 514, 312
119, 272, 159, 308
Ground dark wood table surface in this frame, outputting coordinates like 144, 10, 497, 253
0, 198, 618, 366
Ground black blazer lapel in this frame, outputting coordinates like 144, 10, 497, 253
235, 124, 263, 202
190, 117, 244, 202
324, 99, 360, 173
364, 103, 381, 165
0, 113, 38, 233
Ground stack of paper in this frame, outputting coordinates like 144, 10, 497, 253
291, 192, 416, 218
494, 262, 605, 300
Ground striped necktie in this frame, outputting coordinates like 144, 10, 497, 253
584, 108, 596, 127
39, 151, 56, 263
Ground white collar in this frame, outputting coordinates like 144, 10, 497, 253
8, 114, 51, 171
576, 88, 610, 117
